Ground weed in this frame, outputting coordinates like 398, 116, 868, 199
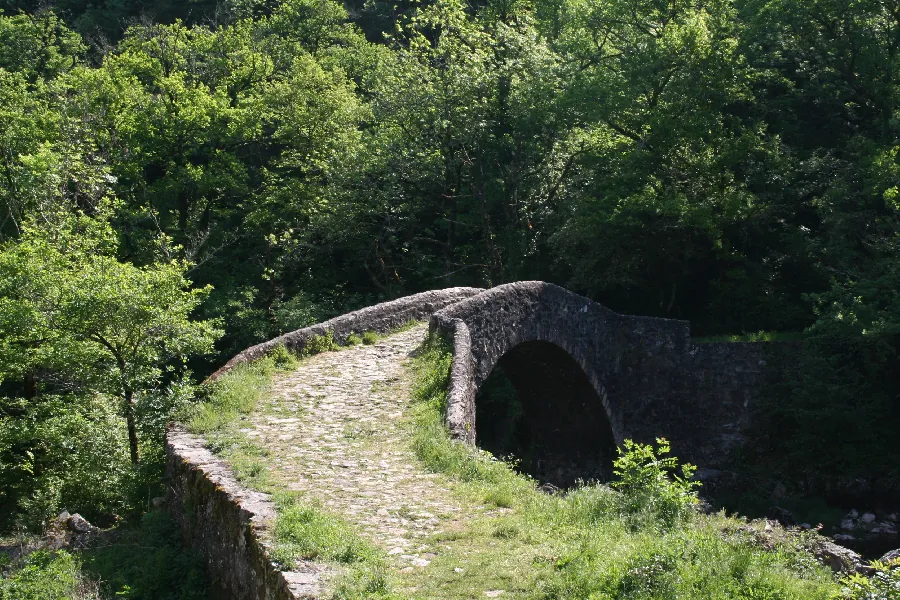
302, 331, 339, 356
0, 550, 98, 600
345, 333, 363, 346
362, 331, 379, 345
268, 343, 299, 370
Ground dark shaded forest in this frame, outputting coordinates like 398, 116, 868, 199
0, 0, 898, 587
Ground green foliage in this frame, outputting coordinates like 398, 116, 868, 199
361, 331, 379, 345
0, 208, 221, 463
611, 438, 701, 530
0, 394, 132, 530
302, 331, 339, 356
838, 558, 900, 600
404, 337, 840, 600
0, 550, 92, 600
267, 343, 299, 370
0, 0, 898, 584
409, 334, 530, 495
188, 357, 278, 434
80, 511, 208, 600
345, 333, 363, 346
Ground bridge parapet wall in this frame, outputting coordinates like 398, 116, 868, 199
208, 287, 483, 382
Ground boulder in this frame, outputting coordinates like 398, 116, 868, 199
880, 548, 900, 564
814, 540, 871, 575
767, 506, 796, 527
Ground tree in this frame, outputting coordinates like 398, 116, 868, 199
0, 207, 221, 463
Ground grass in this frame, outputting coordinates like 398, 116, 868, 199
402, 332, 844, 600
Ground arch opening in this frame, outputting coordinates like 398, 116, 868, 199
475, 341, 616, 488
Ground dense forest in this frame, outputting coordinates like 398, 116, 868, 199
0, 0, 898, 592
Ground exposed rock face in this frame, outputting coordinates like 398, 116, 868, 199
42, 511, 101, 551
814, 540, 873, 575
166, 426, 328, 600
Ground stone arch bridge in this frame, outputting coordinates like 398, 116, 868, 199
210, 281, 770, 481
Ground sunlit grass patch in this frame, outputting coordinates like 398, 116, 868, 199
272, 493, 378, 565
187, 355, 279, 434
272, 493, 400, 600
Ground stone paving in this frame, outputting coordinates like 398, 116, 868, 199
241, 325, 484, 573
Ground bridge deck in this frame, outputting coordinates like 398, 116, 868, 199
241, 325, 517, 597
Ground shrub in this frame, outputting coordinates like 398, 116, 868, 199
839, 558, 900, 600
345, 333, 362, 346
611, 438, 700, 530
267, 343, 298, 370
302, 331, 338, 356
0, 394, 133, 531
81, 510, 208, 600
361, 331, 379, 345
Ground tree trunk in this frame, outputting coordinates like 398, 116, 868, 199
124, 388, 140, 464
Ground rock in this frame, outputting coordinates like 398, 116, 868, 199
841, 518, 856, 531
871, 522, 897, 535
879, 548, 900, 563
815, 540, 866, 574
694, 468, 722, 481
849, 509, 859, 518
833, 534, 856, 542
57, 510, 71, 521
484, 591, 505, 598
767, 506, 795, 527
887, 513, 898, 522
861, 512, 877, 524
68, 514, 97, 534
800, 523, 812, 530
151, 496, 166, 508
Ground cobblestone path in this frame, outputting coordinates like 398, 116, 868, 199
242, 325, 482, 572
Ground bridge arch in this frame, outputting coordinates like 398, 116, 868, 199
476, 338, 618, 485
430, 281, 694, 464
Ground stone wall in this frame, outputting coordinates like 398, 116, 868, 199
207, 287, 483, 383
166, 427, 327, 600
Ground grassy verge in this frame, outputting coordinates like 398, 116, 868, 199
404, 333, 843, 600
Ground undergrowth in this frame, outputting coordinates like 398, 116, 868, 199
0, 511, 208, 600
405, 332, 845, 599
